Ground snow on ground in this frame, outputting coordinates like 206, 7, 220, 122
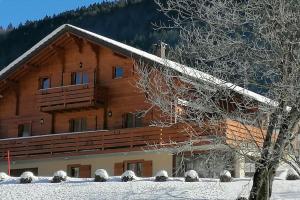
0, 177, 299, 200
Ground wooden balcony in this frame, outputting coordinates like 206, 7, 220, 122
0, 126, 213, 161
37, 83, 106, 112
0, 120, 263, 161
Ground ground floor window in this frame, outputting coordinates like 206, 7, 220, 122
70, 166, 80, 178
174, 151, 234, 178
126, 161, 143, 177
10, 168, 38, 177
244, 157, 256, 177
67, 164, 91, 178
114, 160, 152, 177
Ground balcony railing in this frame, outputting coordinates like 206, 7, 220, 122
0, 120, 263, 161
0, 126, 208, 160
37, 83, 106, 112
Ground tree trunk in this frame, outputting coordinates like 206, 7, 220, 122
249, 163, 276, 200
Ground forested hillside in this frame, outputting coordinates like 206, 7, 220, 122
0, 0, 178, 69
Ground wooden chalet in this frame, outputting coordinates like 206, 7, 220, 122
0, 24, 268, 178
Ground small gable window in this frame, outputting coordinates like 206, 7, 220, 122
113, 66, 124, 79
71, 72, 89, 85
39, 77, 50, 89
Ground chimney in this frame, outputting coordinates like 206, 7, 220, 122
153, 41, 168, 58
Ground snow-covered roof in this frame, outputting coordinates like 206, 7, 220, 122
0, 24, 275, 106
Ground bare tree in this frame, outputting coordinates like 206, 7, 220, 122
136, 0, 300, 199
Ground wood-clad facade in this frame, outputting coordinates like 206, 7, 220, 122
0, 25, 263, 178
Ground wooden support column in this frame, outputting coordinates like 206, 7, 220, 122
89, 42, 100, 85
73, 37, 84, 54
4, 79, 20, 116
51, 45, 66, 86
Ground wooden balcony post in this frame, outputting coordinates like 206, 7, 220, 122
76, 134, 79, 152
101, 133, 104, 151
130, 131, 134, 149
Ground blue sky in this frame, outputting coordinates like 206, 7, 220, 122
0, 0, 105, 28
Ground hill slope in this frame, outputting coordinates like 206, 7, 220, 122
0, 0, 177, 69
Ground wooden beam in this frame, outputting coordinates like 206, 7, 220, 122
51, 45, 66, 86
72, 37, 84, 54
4, 80, 21, 116
89, 42, 100, 85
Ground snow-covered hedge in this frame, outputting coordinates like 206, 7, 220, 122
155, 170, 168, 182
52, 170, 67, 183
236, 197, 248, 200
20, 171, 37, 184
121, 170, 136, 182
94, 169, 109, 182
0, 172, 9, 181
184, 170, 199, 182
286, 169, 300, 180
219, 170, 232, 182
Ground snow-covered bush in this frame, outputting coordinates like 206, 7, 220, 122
184, 170, 199, 182
0, 172, 9, 181
155, 170, 168, 182
94, 169, 109, 182
121, 170, 136, 182
20, 171, 36, 184
52, 170, 67, 183
286, 169, 300, 180
219, 170, 232, 182
236, 197, 248, 200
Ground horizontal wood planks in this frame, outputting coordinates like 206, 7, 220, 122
0, 126, 191, 161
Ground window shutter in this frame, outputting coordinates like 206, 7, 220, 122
142, 160, 152, 177
18, 124, 24, 137
122, 114, 127, 128
79, 165, 91, 178
135, 113, 143, 127
81, 118, 87, 131
114, 162, 124, 176
69, 119, 74, 132
71, 72, 76, 85
127, 113, 133, 128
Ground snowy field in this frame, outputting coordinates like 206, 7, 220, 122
0, 177, 299, 200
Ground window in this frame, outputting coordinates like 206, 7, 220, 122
67, 164, 91, 178
127, 162, 143, 177
69, 118, 87, 132
122, 113, 143, 128
18, 123, 31, 137
71, 72, 89, 85
10, 168, 38, 177
244, 157, 256, 177
70, 167, 80, 178
113, 66, 124, 79
39, 77, 50, 89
